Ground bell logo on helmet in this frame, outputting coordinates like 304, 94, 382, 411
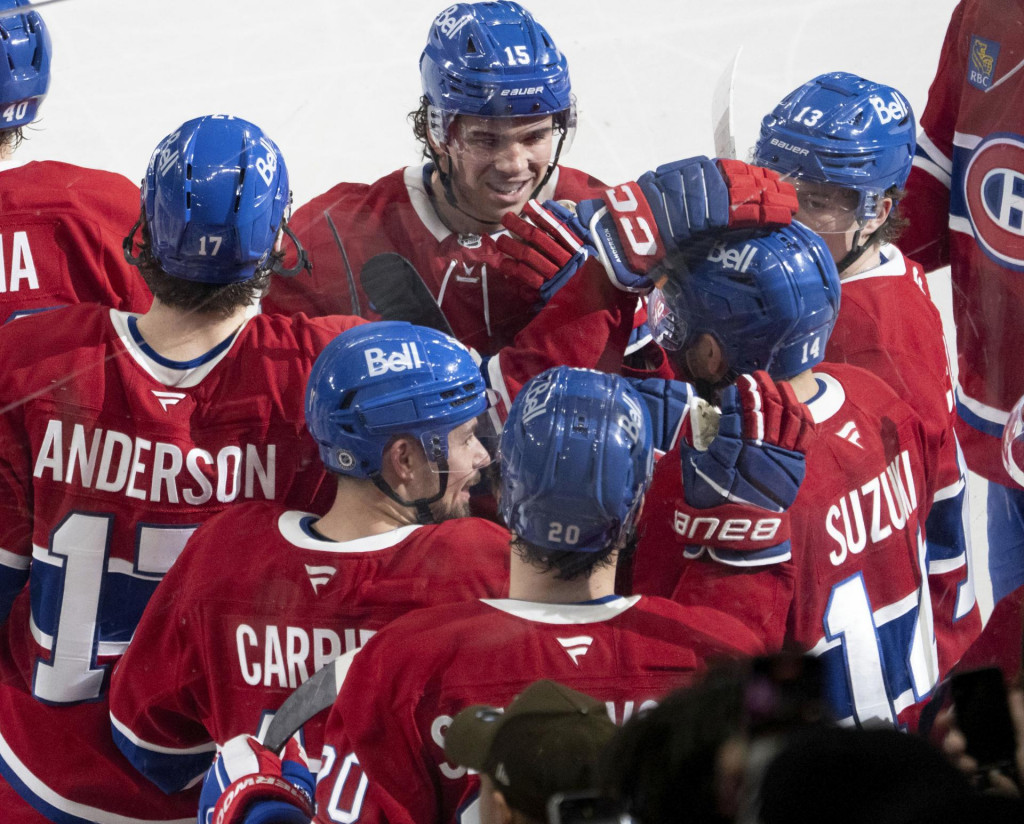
255, 137, 278, 187
157, 144, 180, 177
364, 343, 425, 377
706, 240, 756, 273
868, 92, 908, 125
435, 5, 472, 39
616, 393, 644, 446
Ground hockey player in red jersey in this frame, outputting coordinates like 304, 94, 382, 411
622, 224, 945, 729
261, 1, 613, 356
198, 365, 820, 824
0, 116, 365, 823
0, 1, 152, 322
751, 72, 980, 677
108, 322, 511, 794
900, 0, 1024, 680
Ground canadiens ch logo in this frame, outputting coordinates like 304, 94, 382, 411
967, 35, 999, 90
963, 133, 1024, 271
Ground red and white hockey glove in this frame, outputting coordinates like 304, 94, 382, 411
674, 371, 815, 566
574, 157, 800, 293
198, 735, 315, 824
498, 198, 591, 306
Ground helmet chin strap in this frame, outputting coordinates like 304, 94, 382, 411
835, 222, 882, 275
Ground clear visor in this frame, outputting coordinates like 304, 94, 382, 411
785, 177, 882, 234
422, 389, 502, 476
647, 281, 688, 351
428, 103, 577, 163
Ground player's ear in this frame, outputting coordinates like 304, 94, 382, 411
381, 436, 426, 485
686, 333, 727, 382
862, 196, 893, 237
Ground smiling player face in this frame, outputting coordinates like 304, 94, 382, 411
438, 114, 555, 232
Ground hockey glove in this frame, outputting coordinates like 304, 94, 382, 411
575, 157, 800, 293
198, 735, 315, 824
674, 371, 815, 564
498, 199, 592, 306
627, 377, 697, 454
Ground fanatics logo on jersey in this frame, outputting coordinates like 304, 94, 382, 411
305, 564, 337, 594
836, 421, 863, 448
963, 134, 1024, 271
557, 635, 593, 665
151, 390, 187, 411
967, 35, 1000, 90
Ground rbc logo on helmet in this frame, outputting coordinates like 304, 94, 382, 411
365, 343, 425, 377
963, 134, 1024, 271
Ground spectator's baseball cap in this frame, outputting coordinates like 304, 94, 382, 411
444, 680, 616, 821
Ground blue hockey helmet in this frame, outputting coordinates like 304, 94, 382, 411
0, 0, 51, 129
142, 115, 290, 284
306, 321, 490, 479
420, 1, 576, 144
752, 72, 916, 220
500, 367, 654, 552
648, 222, 841, 380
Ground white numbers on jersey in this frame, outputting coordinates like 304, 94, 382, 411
793, 107, 824, 127
32, 512, 196, 704
197, 235, 223, 256
2, 101, 28, 123
320, 746, 368, 824
820, 546, 939, 726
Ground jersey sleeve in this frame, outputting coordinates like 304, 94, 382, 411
899, 1, 966, 271
483, 256, 636, 413
109, 538, 218, 794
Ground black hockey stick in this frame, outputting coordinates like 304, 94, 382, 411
360, 252, 454, 336
262, 656, 344, 753
324, 212, 360, 317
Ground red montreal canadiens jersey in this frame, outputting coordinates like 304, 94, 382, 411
900, 0, 1024, 484
262, 164, 606, 355
109, 503, 510, 794
0, 304, 362, 823
0, 161, 152, 322
314, 595, 763, 824
633, 364, 943, 730
826, 245, 981, 673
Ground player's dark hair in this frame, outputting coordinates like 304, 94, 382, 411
129, 217, 274, 318
409, 95, 433, 161
510, 532, 635, 581
870, 185, 908, 247
0, 126, 25, 155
